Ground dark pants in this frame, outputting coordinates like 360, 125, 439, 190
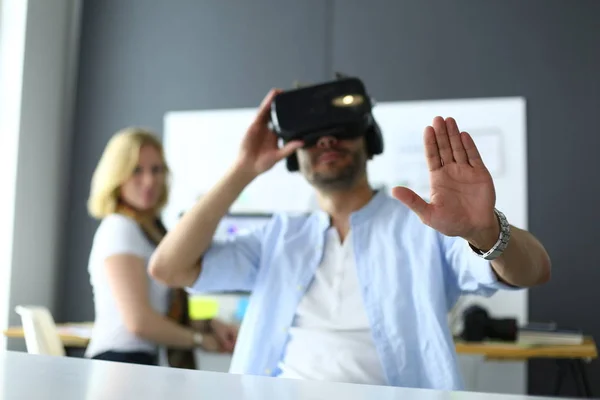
91, 350, 158, 366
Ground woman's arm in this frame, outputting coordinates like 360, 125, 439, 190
104, 254, 202, 349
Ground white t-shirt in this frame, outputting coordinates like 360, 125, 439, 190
84, 214, 170, 358
277, 228, 387, 385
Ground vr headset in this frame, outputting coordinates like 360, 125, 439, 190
270, 75, 384, 172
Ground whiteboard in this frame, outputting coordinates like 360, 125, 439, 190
162, 107, 316, 229
162, 97, 528, 325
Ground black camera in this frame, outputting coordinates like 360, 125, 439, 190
461, 305, 518, 342
270, 76, 384, 172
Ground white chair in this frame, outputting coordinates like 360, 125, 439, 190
14, 305, 65, 356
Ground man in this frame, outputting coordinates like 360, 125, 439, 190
149, 89, 550, 389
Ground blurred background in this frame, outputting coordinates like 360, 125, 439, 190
1, 0, 599, 398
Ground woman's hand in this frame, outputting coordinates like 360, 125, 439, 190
209, 319, 239, 353
190, 319, 211, 332
197, 333, 223, 352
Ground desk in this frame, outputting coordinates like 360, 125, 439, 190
456, 338, 597, 398
3, 322, 92, 348
4, 323, 597, 358
4, 325, 597, 397
0, 351, 566, 399
455, 337, 598, 361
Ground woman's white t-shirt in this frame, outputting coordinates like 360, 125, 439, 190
84, 214, 170, 358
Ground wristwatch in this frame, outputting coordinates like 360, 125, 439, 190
192, 332, 204, 347
468, 208, 511, 260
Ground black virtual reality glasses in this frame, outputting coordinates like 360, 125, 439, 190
269, 76, 384, 172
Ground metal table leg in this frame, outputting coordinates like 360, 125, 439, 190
571, 359, 593, 398
553, 359, 594, 398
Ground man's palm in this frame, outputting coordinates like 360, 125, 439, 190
393, 117, 497, 239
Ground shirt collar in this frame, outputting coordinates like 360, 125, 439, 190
349, 189, 390, 225
312, 189, 390, 230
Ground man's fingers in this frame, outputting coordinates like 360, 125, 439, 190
460, 131, 485, 168
255, 88, 282, 124
276, 140, 303, 160
432, 116, 454, 165
446, 117, 468, 164
391, 186, 432, 225
424, 126, 442, 171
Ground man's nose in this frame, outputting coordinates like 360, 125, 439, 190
316, 136, 338, 148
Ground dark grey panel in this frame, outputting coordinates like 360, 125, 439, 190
331, 0, 600, 396
59, 0, 331, 322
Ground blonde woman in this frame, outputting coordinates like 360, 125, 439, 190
84, 127, 238, 367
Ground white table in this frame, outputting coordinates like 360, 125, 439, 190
0, 351, 558, 400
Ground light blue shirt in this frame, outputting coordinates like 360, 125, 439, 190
189, 190, 519, 390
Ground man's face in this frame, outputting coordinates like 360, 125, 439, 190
297, 135, 368, 192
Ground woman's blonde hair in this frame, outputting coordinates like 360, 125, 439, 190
87, 127, 170, 219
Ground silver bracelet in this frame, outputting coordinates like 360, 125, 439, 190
468, 208, 511, 261
192, 332, 204, 347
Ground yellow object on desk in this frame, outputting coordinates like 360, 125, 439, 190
188, 296, 219, 320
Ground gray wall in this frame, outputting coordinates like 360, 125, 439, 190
60, 0, 331, 321
60, 0, 600, 396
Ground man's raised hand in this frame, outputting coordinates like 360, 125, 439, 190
392, 116, 499, 247
236, 89, 303, 177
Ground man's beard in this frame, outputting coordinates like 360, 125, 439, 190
305, 149, 366, 192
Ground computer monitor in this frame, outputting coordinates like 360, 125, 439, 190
214, 213, 273, 241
